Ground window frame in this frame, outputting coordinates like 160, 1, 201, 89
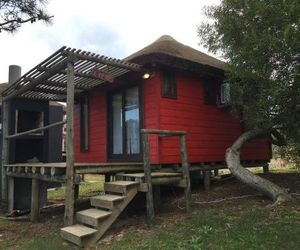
80, 93, 89, 152
161, 70, 177, 99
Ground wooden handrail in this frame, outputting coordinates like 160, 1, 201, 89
141, 128, 191, 221
6, 119, 66, 139
141, 129, 186, 136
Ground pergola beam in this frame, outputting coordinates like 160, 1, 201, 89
3, 59, 69, 101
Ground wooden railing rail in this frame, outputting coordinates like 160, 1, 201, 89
6, 119, 66, 139
141, 129, 191, 224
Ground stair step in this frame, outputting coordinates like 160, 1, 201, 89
90, 194, 125, 210
104, 181, 138, 194
76, 208, 112, 227
61, 224, 97, 247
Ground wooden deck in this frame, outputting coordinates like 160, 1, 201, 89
4, 162, 145, 182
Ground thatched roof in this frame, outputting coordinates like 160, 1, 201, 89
126, 35, 225, 72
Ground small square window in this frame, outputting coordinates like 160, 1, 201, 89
161, 71, 177, 99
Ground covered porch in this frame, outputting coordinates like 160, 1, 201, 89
1, 47, 142, 225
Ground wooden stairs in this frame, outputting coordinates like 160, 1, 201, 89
61, 171, 187, 247
61, 180, 139, 247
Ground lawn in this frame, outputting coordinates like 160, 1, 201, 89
106, 206, 300, 250
0, 167, 299, 250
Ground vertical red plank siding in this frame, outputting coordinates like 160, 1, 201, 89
74, 91, 107, 163
142, 74, 161, 163
158, 71, 271, 164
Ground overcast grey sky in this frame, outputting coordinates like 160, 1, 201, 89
0, 0, 220, 83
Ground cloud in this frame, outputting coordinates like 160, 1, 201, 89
0, 0, 221, 83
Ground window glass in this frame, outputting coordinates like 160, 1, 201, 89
80, 94, 89, 151
161, 71, 177, 98
125, 87, 140, 154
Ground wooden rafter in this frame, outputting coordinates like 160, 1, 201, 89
2, 46, 141, 102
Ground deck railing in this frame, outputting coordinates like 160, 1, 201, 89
141, 129, 191, 223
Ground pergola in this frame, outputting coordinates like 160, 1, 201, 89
1, 46, 140, 225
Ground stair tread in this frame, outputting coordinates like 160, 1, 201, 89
61, 224, 97, 238
105, 181, 138, 186
77, 208, 112, 219
91, 194, 125, 201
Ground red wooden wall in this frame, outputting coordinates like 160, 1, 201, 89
74, 91, 107, 163
157, 70, 271, 164
73, 70, 271, 164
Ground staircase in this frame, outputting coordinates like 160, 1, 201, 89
61, 181, 138, 247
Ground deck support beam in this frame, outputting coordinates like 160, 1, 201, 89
31, 178, 40, 222
1, 101, 9, 204
142, 133, 154, 224
263, 164, 269, 174
7, 177, 14, 212
179, 135, 191, 213
153, 186, 161, 209
203, 170, 211, 191
64, 59, 75, 226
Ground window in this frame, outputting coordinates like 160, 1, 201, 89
109, 86, 141, 160
15, 110, 44, 135
220, 82, 230, 104
80, 93, 89, 151
203, 78, 215, 105
161, 70, 177, 98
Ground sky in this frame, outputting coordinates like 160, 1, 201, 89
0, 0, 220, 83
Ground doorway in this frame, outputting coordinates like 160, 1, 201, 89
108, 85, 142, 161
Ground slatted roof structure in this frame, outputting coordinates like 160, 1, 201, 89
2, 46, 141, 101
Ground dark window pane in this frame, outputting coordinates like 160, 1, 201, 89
80, 93, 89, 151
112, 93, 123, 154
161, 71, 177, 98
203, 78, 215, 105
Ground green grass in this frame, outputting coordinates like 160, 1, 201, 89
47, 174, 104, 201
16, 233, 73, 250
108, 207, 300, 250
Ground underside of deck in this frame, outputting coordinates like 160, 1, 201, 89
4, 160, 269, 183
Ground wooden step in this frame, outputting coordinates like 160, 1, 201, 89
90, 194, 124, 210
76, 208, 112, 227
104, 181, 138, 194
60, 224, 97, 247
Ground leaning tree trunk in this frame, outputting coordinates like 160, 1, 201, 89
225, 128, 292, 204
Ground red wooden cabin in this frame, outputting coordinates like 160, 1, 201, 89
74, 35, 271, 166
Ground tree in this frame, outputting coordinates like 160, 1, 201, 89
198, 0, 300, 203
0, 0, 53, 33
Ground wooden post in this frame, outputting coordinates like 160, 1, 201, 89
153, 185, 161, 209
263, 164, 269, 174
74, 184, 79, 200
1, 100, 9, 203
214, 169, 219, 177
105, 174, 111, 183
203, 171, 210, 191
179, 135, 191, 213
31, 178, 40, 222
7, 177, 14, 212
64, 60, 75, 226
142, 133, 154, 224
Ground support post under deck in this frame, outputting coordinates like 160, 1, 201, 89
142, 133, 154, 224
7, 177, 14, 212
179, 135, 191, 213
1, 100, 9, 203
64, 59, 75, 226
31, 178, 40, 222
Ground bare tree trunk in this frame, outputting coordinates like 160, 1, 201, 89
225, 128, 292, 204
